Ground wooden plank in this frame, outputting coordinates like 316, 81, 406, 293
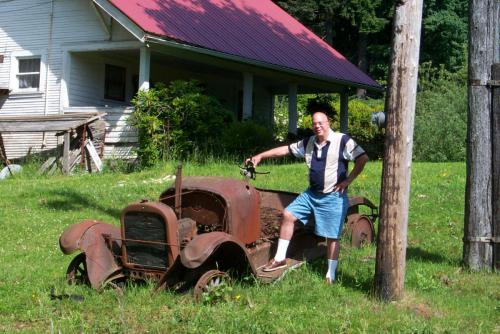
62, 132, 70, 175
0, 132, 10, 166
0, 112, 101, 121
85, 139, 103, 172
37, 157, 57, 175
0, 113, 105, 132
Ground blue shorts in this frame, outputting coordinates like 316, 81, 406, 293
286, 189, 349, 239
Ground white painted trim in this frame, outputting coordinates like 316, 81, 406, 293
92, 2, 111, 39
242, 72, 253, 120
288, 83, 298, 135
9, 50, 47, 95
340, 92, 349, 133
92, 0, 146, 42
139, 46, 150, 91
61, 40, 142, 52
59, 50, 71, 112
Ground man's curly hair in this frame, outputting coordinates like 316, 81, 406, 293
306, 99, 336, 118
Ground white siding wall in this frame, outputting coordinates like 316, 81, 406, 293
0, 0, 136, 159
69, 51, 139, 107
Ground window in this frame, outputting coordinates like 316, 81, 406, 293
104, 64, 126, 101
9, 51, 45, 94
17, 57, 41, 89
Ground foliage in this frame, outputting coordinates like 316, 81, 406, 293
331, 98, 385, 160
219, 120, 276, 157
274, 0, 468, 80
129, 80, 233, 167
0, 161, 499, 333
413, 62, 467, 161
274, 94, 385, 159
273, 94, 312, 141
421, 0, 468, 71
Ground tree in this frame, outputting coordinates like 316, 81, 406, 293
420, 0, 468, 70
274, 0, 389, 83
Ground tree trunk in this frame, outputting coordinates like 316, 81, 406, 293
325, 17, 333, 46
374, 0, 423, 302
356, 31, 368, 98
463, 0, 498, 270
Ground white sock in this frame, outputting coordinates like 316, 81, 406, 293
274, 239, 290, 262
326, 259, 338, 280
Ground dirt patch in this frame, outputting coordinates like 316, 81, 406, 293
260, 207, 282, 240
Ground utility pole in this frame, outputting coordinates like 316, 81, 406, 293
463, 0, 499, 270
374, 0, 423, 301
493, 64, 500, 270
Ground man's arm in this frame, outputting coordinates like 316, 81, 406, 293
246, 145, 290, 166
333, 153, 369, 193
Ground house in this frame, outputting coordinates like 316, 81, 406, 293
0, 0, 381, 160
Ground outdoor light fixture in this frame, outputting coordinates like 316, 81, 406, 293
371, 111, 386, 128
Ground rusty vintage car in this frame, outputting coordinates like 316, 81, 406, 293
59, 165, 377, 298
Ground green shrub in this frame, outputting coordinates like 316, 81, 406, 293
331, 98, 385, 160
129, 80, 233, 167
274, 94, 385, 159
219, 121, 276, 157
413, 63, 467, 161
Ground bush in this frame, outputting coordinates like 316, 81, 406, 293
129, 80, 234, 167
331, 98, 385, 160
413, 63, 467, 161
219, 121, 276, 157
274, 94, 385, 159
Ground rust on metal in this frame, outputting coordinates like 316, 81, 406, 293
120, 201, 179, 270
59, 167, 378, 296
59, 220, 122, 289
160, 177, 261, 245
174, 163, 182, 218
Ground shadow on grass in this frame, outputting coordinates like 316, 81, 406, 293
406, 246, 452, 264
41, 189, 121, 218
306, 258, 374, 293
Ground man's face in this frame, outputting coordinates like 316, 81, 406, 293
312, 112, 330, 138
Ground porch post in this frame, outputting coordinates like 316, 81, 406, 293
270, 94, 276, 127
139, 46, 151, 91
59, 51, 71, 112
340, 91, 349, 133
242, 72, 253, 120
288, 83, 298, 136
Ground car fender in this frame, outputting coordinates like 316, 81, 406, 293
180, 231, 257, 274
59, 220, 122, 289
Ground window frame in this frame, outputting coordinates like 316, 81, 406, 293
9, 51, 46, 95
104, 63, 126, 102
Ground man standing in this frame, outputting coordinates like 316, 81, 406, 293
247, 108, 368, 284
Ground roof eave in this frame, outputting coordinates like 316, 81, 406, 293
144, 34, 384, 93
93, 0, 146, 42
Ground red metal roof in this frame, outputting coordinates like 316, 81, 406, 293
108, 0, 381, 90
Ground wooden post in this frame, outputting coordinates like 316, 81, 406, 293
374, 0, 423, 301
139, 46, 151, 91
242, 72, 253, 120
62, 131, 70, 175
288, 83, 298, 136
463, 0, 498, 270
0, 132, 10, 167
340, 91, 349, 133
492, 64, 500, 270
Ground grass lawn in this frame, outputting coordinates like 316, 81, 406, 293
0, 160, 498, 333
